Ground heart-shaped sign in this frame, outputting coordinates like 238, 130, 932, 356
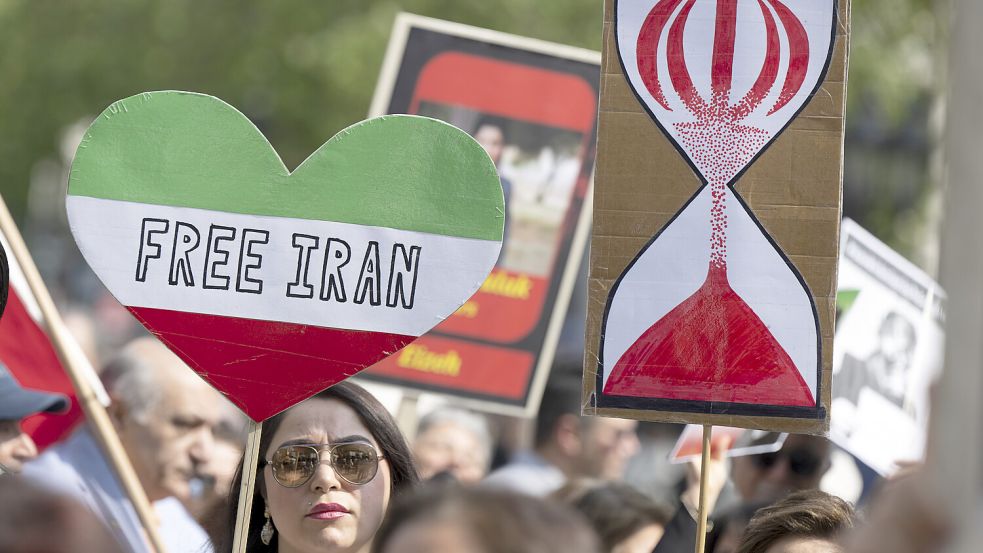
67, 91, 503, 421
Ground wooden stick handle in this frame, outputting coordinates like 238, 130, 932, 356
233, 420, 263, 553
0, 195, 168, 553
695, 424, 712, 553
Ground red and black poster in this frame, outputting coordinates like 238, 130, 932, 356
363, 14, 599, 415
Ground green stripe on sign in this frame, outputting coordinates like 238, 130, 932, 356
68, 91, 504, 242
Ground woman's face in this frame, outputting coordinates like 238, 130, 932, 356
263, 398, 392, 553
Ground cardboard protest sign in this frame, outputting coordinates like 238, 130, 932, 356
66, 91, 504, 421
585, 0, 849, 433
831, 219, 945, 475
361, 14, 599, 416
669, 424, 786, 464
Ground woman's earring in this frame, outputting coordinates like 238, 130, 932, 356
261, 506, 275, 546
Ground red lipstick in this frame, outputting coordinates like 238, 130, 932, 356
306, 503, 350, 520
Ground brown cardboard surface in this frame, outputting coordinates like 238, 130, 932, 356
584, 0, 850, 434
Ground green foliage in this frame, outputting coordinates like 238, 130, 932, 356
0, 0, 603, 220
0, 0, 941, 265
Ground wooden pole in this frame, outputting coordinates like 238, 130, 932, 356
694, 425, 712, 553
233, 420, 263, 553
0, 195, 168, 553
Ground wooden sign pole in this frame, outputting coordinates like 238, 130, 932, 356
694, 425, 712, 553
0, 194, 168, 553
232, 420, 263, 553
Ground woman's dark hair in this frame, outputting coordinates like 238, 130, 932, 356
213, 380, 419, 552
371, 484, 602, 553
560, 481, 673, 551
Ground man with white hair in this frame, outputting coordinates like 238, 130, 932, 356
24, 337, 228, 553
412, 407, 493, 484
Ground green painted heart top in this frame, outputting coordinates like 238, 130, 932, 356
69, 91, 504, 241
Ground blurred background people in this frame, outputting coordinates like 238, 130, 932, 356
0, 476, 125, 553
372, 485, 602, 553
218, 380, 418, 553
412, 406, 493, 484
189, 400, 248, 540
483, 377, 639, 496
730, 435, 832, 505
735, 490, 855, 553
560, 480, 672, 553
0, 363, 68, 473
24, 337, 227, 553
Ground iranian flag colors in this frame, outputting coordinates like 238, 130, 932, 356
67, 92, 503, 421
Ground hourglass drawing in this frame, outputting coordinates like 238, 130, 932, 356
597, 0, 837, 417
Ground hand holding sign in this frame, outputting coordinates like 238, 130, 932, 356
67, 91, 504, 421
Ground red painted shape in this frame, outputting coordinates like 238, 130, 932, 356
666, 0, 707, 114
408, 53, 597, 133
0, 290, 82, 450
637, 0, 685, 110
732, 0, 781, 120
766, 0, 810, 114
711, 0, 739, 96
604, 265, 814, 406
128, 307, 416, 421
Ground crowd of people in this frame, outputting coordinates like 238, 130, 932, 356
0, 335, 955, 553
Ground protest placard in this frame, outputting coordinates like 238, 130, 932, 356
831, 219, 945, 475
66, 91, 504, 423
584, 0, 849, 435
362, 14, 599, 416
669, 424, 786, 464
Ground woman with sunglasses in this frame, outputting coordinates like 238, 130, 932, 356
218, 381, 419, 553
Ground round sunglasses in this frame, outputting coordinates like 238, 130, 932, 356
263, 442, 384, 488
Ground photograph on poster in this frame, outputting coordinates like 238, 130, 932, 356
417, 103, 584, 276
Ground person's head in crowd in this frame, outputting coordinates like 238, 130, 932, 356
190, 400, 248, 528
101, 337, 226, 503
0, 364, 68, 473
707, 501, 770, 553
220, 380, 418, 553
559, 480, 672, 553
536, 377, 640, 481
0, 476, 125, 553
372, 485, 602, 553
413, 406, 493, 484
474, 120, 506, 167
731, 434, 831, 504
735, 489, 855, 553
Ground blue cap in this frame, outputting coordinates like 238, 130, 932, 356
0, 363, 69, 420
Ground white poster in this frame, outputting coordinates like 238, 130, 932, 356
831, 219, 945, 476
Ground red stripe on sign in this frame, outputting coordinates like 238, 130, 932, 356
128, 307, 416, 421
408, 52, 597, 133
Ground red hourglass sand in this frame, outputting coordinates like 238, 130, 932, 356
599, 0, 836, 410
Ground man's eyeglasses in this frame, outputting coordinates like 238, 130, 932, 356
263, 442, 384, 488
752, 448, 824, 477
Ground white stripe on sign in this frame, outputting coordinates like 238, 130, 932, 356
67, 195, 500, 336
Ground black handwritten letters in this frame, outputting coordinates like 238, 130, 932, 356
135, 218, 422, 310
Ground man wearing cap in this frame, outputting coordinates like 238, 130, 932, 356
0, 363, 68, 474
